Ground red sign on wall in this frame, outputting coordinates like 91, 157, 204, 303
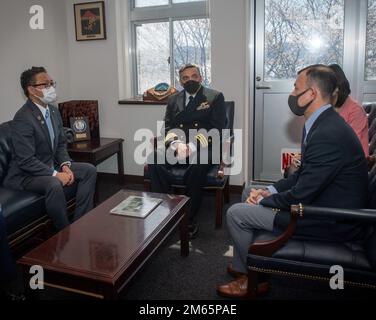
281, 148, 301, 174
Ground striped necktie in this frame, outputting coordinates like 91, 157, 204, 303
45, 108, 55, 147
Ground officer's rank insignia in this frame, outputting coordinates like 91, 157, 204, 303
197, 101, 210, 110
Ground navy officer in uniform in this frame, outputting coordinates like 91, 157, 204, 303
148, 64, 226, 239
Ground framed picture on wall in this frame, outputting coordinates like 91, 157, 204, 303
74, 1, 106, 41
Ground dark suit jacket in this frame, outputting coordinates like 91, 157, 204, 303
164, 86, 226, 151
4, 99, 72, 190
260, 107, 369, 241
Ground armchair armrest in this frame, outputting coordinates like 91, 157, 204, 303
248, 204, 376, 258
367, 154, 376, 171
297, 204, 376, 223
218, 134, 234, 178
248, 205, 301, 257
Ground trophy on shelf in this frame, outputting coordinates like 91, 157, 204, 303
143, 83, 177, 103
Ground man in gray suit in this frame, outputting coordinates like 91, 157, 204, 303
4, 67, 97, 230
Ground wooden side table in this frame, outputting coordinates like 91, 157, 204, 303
67, 138, 125, 202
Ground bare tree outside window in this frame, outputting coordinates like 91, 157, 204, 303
173, 18, 211, 87
136, 19, 211, 95
132, 0, 210, 95
265, 0, 344, 80
136, 22, 170, 95
366, 0, 376, 80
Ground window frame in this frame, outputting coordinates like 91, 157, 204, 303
129, 0, 209, 96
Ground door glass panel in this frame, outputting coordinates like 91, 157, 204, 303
264, 0, 345, 81
366, 0, 376, 80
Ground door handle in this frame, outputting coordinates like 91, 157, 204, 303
256, 85, 272, 90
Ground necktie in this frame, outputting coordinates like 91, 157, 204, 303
45, 109, 55, 147
186, 95, 194, 110
301, 125, 307, 155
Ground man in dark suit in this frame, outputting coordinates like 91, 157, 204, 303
4, 67, 97, 231
148, 64, 226, 239
217, 65, 368, 298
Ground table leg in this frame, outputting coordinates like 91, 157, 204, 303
117, 142, 125, 186
179, 207, 189, 257
103, 285, 118, 300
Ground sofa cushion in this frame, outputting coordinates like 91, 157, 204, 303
250, 230, 372, 271
1, 184, 77, 236
0, 121, 12, 185
0, 187, 46, 235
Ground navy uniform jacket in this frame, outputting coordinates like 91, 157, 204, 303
260, 107, 369, 241
164, 86, 226, 153
4, 99, 72, 190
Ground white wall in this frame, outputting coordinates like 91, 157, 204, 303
65, 0, 248, 186
210, 0, 248, 185
0, 0, 70, 122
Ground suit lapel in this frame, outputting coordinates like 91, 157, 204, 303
27, 100, 53, 152
305, 107, 334, 145
176, 91, 185, 113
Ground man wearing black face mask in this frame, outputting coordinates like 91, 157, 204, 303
217, 65, 368, 298
148, 64, 226, 239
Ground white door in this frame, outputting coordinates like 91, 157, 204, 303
253, 0, 347, 181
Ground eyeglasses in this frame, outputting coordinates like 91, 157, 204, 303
32, 81, 57, 89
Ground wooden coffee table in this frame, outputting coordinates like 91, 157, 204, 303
18, 190, 189, 299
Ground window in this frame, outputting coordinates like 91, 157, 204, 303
264, 0, 345, 81
366, 0, 376, 80
131, 0, 211, 95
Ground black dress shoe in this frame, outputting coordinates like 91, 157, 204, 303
188, 223, 199, 239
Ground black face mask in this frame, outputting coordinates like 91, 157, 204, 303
288, 88, 314, 116
183, 80, 201, 95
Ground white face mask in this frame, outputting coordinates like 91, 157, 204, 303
38, 86, 57, 104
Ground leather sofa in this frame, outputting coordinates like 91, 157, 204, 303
0, 121, 76, 250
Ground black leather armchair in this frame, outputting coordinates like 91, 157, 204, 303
245, 170, 376, 298
365, 102, 376, 157
0, 121, 76, 251
144, 101, 235, 228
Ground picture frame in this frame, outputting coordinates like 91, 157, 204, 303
74, 1, 106, 41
